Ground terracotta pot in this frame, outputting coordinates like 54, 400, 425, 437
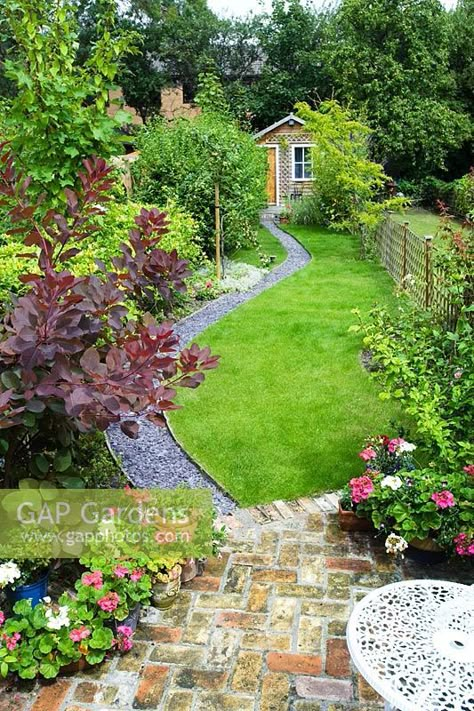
60, 657, 93, 676
181, 558, 198, 583
151, 566, 181, 609
181, 558, 207, 584
338, 501, 373, 532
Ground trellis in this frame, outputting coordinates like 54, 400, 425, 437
374, 215, 458, 325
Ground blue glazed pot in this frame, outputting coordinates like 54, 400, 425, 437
6, 571, 49, 608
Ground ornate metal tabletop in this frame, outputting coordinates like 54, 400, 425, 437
347, 580, 474, 711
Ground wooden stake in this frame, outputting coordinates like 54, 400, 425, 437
424, 235, 433, 309
215, 182, 221, 280
402, 221, 409, 284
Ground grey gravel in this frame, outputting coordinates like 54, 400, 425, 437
108, 219, 311, 514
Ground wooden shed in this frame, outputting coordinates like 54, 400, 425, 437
254, 113, 313, 207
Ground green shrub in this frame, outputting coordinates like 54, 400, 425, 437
453, 171, 474, 218
132, 113, 267, 256
354, 303, 474, 469
419, 176, 455, 208
397, 179, 422, 201
0, 198, 204, 303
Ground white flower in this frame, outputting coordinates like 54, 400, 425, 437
381, 475, 403, 490
45, 605, 71, 630
42, 596, 51, 604
0, 561, 22, 588
385, 533, 408, 555
398, 441, 416, 453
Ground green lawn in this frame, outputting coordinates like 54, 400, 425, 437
169, 224, 405, 506
391, 207, 462, 239
231, 225, 287, 267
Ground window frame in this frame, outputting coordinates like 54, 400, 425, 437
291, 144, 314, 182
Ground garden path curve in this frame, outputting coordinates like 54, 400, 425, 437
108, 218, 310, 515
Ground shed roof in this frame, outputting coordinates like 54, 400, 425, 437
253, 113, 305, 140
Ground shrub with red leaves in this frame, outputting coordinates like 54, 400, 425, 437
0, 147, 219, 487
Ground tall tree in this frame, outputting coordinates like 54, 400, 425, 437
112, 0, 219, 121
248, 0, 332, 129
325, 0, 472, 178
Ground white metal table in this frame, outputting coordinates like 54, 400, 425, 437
347, 580, 474, 711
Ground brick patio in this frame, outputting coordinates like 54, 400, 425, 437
0, 508, 466, 711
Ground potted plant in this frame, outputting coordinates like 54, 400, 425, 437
181, 512, 228, 584
0, 595, 115, 679
279, 203, 292, 224
76, 557, 152, 632
0, 559, 52, 607
136, 555, 183, 609
343, 463, 473, 563
338, 434, 417, 531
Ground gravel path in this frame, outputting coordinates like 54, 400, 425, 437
108, 219, 311, 514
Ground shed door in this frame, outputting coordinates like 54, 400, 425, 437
266, 147, 277, 205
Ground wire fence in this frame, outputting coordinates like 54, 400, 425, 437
374, 215, 459, 326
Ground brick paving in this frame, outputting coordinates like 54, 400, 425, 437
0, 509, 466, 711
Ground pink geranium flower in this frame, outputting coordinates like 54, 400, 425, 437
359, 447, 376, 462
130, 569, 143, 582
349, 475, 374, 503
97, 592, 120, 612
0, 612, 5, 626
453, 533, 474, 556
113, 565, 129, 579
463, 465, 474, 476
69, 626, 91, 642
117, 625, 133, 637
431, 490, 456, 509
3, 632, 20, 651
388, 437, 404, 453
115, 624, 134, 652
82, 570, 103, 590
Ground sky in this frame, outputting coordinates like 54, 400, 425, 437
208, 0, 458, 19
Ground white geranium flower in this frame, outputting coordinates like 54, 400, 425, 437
398, 440, 416, 453
45, 605, 71, 630
42, 596, 51, 604
381, 475, 403, 490
385, 533, 408, 555
0, 561, 22, 588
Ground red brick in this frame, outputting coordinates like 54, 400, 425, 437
133, 665, 169, 709
31, 681, 72, 711
216, 611, 266, 629
252, 569, 297, 583
295, 677, 353, 701
184, 575, 220, 592
137, 625, 182, 643
326, 638, 351, 678
266, 652, 322, 675
326, 558, 372, 573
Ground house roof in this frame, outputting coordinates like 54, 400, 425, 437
253, 113, 305, 140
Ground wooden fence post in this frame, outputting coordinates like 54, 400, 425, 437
215, 182, 221, 280
424, 235, 433, 308
402, 221, 409, 284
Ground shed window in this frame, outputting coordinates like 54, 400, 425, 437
293, 146, 312, 180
